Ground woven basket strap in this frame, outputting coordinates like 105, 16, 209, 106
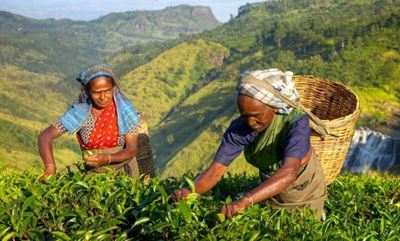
241, 75, 331, 137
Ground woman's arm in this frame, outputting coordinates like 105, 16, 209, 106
110, 134, 138, 162
195, 161, 227, 194
84, 134, 138, 167
173, 118, 251, 201
173, 161, 227, 201
221, 148, 311, 217
247, 148, 312, 202
244, 156, 303, 203
38, 125, 64, 177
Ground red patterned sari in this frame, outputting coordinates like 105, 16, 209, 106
78, 100, 119, 150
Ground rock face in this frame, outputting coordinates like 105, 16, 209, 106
343, 127, 400, 173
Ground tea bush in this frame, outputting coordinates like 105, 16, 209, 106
0, 166, 398, 240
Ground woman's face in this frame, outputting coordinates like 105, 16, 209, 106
237, 94, 276, 133
87, 76, 114, 110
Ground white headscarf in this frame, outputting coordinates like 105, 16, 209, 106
237, 68, 300, 114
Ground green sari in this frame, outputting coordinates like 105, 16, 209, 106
243, 109, 327, 219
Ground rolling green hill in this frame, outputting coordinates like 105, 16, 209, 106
0, 2, 399, 238
92, 5, 220, 51
145, 0, 400, 176
0, 5, 221, 76
151, 53, 263, 177
0, 64, 81, 170
120, 39, 228, 128
0, 6, 221, 172
0, 0, 399, 177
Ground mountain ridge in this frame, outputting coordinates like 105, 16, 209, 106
0, 5, 222, 171
0, 5, 221, 75
0, 0, 399, 176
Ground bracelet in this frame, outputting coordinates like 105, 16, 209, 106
244, 193, 254, 205
45, 163, 56, 168
108, 154, 112, 165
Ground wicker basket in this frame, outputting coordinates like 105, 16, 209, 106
293, 76, 360, 185
136, 113, 155, 177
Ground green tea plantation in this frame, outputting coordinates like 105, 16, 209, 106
0, 164, 399, 240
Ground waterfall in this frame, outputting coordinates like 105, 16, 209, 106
343, 127, 400, 173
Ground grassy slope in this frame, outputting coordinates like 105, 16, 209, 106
0, 27, 225, 173
0, 65, 80, 170
0, 30, 101, 77
158, 40, 400, 177
0, 8, 223, 172
0, 64, 69, 122
120, 39, 228, 128
1, 0, 399, 176
347, 29, 400, 126
154, 52, 265, 177
266, 27, 400, 128
155, 0, 400, 176
93, 5, 221, 51
0, 7, 221, 76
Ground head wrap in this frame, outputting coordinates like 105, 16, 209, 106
59, 64, 140, 135
237, 68, 300, 114
76, 63, 116, 86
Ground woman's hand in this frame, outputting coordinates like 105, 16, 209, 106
39, 166, 56, 181
171, 188, 192, 202
84, 154, 110, 168
171, 162, 227, 203
220, 196, 252, 218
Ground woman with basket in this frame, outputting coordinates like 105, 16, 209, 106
38, 64, 144, 179
173, 68, 327, 219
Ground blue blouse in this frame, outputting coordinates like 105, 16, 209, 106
214, 115, 311, 166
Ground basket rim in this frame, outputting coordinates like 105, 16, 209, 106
293, 75, 360, 124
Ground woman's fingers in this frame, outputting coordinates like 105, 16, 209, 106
172, 189, 183, 202
221, 204, 232, 217
39, 172, 49, 181
85, 154, 111, 168
86, 161, 101, 167
220, 204, 238, 218
82, 155, 92, 162
85, 154, 102, 167
220, 205, 227, 216
39, 169, 56, 181
171, 189, 191, 202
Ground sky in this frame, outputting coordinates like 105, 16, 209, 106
0, 0, 263, 23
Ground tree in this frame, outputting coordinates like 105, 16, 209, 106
272, 22, 287, 49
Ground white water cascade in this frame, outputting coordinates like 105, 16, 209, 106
343, 127, 400, 173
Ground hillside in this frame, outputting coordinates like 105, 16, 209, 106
0, 6, 221, 171
0, 2, 399, 238
93, 5, 220, 49
0, 5, 221, 76
120, 39, 228, 128
141, 0, 400, 176
0, 0, 399, 176
151, 53, 262, 176
0, 65, 81, 170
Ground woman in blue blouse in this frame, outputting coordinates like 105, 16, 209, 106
173, 69, 327, 219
